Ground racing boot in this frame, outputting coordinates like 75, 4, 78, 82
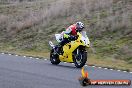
55, 44, 62, 54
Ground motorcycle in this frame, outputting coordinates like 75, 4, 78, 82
49, 31, 90, 68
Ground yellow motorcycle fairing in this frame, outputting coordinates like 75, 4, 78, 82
59, 32, 90, 62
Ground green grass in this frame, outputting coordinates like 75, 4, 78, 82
88, 54, 132, 72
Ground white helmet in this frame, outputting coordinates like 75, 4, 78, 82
76, 22, 84, 32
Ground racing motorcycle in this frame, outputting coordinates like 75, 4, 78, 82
49, 31, 90, 68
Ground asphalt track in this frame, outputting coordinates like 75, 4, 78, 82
0, 54, 131, 88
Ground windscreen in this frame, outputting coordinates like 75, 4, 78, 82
81, 31, 87, 38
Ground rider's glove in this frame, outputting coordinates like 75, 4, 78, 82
64, 34, 70, 38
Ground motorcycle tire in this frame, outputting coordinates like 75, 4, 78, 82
50, 49, 60, 65
74, 51, 87, 68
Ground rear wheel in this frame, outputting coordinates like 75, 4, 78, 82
50, 49, 60, 65
73, 48, 87, 68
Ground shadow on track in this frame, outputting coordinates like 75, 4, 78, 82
46, 62, 82, 70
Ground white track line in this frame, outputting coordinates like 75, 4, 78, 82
71, 63, 74, 65
8, 54, 12, 55
98, 67, 102, 69
109, 69, 113, 70
123, 71, 127, 73
15, 55, 18, 56
117, 70, 121, 72
1, 53, 5, 54
92, 66, 96, 67
23, 56, 26, 58
44, 59, 47, 60
104, 68, 108, 70
129, 72, 132, 74
29, 57, 33, 59
85, 65, 87, 67
36, 58, 39, 59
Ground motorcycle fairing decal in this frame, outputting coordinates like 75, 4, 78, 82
68, 45, 71, 49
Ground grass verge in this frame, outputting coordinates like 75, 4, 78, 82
88, 54, 132, 72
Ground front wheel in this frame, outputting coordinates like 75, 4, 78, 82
73, 50, 87, 68
50, 49, 60, 65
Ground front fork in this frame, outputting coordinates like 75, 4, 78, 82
75, 48, 81, 61
75, 46, 86, 60
77, 48, 79, 54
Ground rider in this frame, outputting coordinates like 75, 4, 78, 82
55, 22, 85, 54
